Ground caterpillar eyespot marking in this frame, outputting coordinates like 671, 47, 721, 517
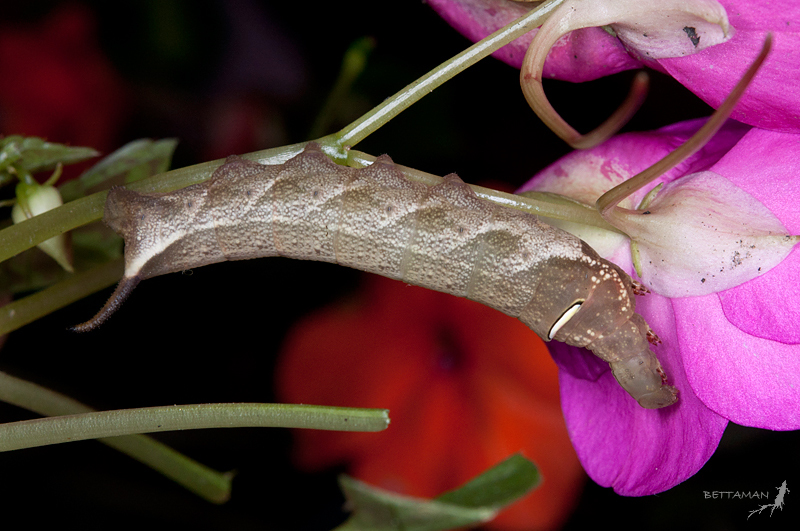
548, 300, 583, 340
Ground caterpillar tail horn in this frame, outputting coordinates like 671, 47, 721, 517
71, 275, 141, 332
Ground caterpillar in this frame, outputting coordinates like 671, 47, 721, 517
74, 142, 678, 409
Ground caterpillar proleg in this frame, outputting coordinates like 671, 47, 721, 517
74, 143, 677, 409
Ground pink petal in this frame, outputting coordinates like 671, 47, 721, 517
518, 119, 749, 205
709, 128, 800, 230
658, 1, 800, 132
427, 0, 641, 81
718, 247, 800, 343
709, 127, 800, 342
552, 291, 727, 495
679, 127, 800, 427
675, 294, 800, 430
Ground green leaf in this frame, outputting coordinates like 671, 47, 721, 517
0, 135, 24, 173
0, 136, 98, 176
335, 454, 539, 531
59, 138, 178, 201
336, 476, 494, 531
437, 454, 541, 510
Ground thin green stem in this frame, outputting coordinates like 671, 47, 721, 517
348, 149, 620, 233
596, 34, 773, 217
0, 258, 123, 335
0, 371, 232, 503
512, 191, 621, 231
0, 401, 389, 452
309, 37, 376, 139
333, 0, 564, 150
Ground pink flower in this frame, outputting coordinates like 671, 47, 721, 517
428, 0, 800, 132
518, 118, 800, 494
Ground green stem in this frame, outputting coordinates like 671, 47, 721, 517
0, 401, 389, 452
512, 190, 621, 231
0, 258, 123, 335
332, 0, 565, 151
596, 34, 773, 217
348, 150, 620, 232
0, 370, 232, 503
309, 37, 376, 139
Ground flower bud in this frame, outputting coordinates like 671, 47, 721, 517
11, 181, 74, 273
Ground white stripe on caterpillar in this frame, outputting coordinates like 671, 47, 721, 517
74, 143, 677, 409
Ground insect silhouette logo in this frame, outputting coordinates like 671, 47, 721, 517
747, 480, 790, 520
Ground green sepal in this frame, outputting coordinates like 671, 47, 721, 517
10, 181, 74, 273
0, 136, 98, 179
436, 453, 541, 510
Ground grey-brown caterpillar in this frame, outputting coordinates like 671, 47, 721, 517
75, 143, 677, 409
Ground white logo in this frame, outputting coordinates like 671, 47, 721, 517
748, 480, 789, 520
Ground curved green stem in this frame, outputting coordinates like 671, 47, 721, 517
596, 34, 772, 217
0, 402, 389, 453
0, 371, 232, 503
331, 0, 565, 151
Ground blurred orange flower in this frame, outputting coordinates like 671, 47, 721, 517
276, 274, 585, 530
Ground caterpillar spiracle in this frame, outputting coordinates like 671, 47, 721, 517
75, 143, 678, 409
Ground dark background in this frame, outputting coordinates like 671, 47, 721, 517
1, 1, 797, 530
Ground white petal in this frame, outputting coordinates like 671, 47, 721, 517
610, 171, 798, 297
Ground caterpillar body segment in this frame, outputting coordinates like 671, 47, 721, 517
76, 143, 677, 408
